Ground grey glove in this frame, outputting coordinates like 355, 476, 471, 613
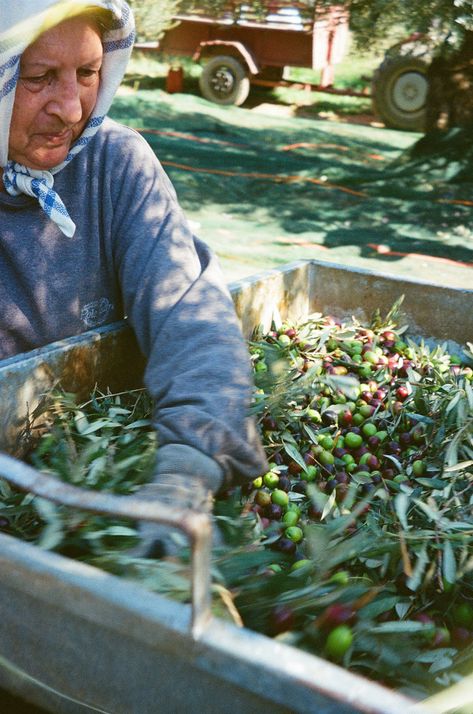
129, 443, 224, 559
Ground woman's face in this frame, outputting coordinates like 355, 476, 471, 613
8, 16, 103, 170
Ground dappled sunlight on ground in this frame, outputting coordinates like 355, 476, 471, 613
110, 89, 472, 288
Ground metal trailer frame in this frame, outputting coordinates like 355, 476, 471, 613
0, 259, 470, 714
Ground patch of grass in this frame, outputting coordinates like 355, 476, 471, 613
270, 86, 372, 118
126, 50, 201, 80
270, 48, 381, 117
288, 50, 380, 91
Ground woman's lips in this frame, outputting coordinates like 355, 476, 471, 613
40, 129, 72, 145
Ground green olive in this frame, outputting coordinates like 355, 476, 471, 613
285, 526, 303, 543
271, 489, 289, 507
344, 432, 363, 450
325, 625, 353, 659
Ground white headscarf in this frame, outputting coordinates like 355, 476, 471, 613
0, 0, 135, 236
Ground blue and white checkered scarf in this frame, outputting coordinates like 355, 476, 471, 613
0, 0, 135, 236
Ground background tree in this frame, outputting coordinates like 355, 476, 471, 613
127, 0, 182, 40
342, 0, 473, 50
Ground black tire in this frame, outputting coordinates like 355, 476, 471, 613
199, 55, 250, 106
372, 55, 430, 131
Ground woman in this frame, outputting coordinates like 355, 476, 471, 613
0, 1, 267, 552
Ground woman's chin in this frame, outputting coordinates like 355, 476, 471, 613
12, 146, 70, 171
33, 151, 70, 171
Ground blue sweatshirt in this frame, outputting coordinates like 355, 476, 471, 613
0, 118, 268, 485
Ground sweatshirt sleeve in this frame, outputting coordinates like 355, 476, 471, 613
106, 126, 268, 487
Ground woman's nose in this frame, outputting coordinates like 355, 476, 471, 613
45, 76, 83, 125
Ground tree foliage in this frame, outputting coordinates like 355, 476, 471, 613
342, 0, 473, 54
127, 0, 181, 40
129, 1, 473, 53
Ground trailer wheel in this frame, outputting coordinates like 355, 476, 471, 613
199, 55, 250, 106
372, 55, 430, 131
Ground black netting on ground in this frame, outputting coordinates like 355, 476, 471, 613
110, 89, 473, 285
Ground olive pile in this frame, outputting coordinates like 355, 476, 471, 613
232, 308, 473, 682
6, 304, 471, 696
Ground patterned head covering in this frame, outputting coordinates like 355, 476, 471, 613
0, 0, 135, 236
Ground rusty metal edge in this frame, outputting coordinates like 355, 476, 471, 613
0, 532, 423, 714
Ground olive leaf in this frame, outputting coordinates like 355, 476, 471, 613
442, 539, 457, 584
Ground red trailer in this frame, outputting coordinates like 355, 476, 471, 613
138, 3, 353, 106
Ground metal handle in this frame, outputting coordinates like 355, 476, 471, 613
0, 452, 212, 638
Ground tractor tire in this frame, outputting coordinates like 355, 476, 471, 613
372, 55, 430, 131
199, 55, 250, 106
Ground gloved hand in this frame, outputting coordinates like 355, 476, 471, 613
128, 443, 224, 559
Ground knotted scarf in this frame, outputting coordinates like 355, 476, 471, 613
0, 0, 135, 236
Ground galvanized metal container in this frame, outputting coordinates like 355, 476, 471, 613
0, 259, 470, 714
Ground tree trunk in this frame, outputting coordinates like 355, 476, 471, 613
425, 31, 473, 132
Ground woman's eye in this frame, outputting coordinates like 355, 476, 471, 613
19, 71, 54, 91
78, 68, 100, 82
19, 67, 100, 90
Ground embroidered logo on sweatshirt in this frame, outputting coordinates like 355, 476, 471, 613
81, 298, 113, 328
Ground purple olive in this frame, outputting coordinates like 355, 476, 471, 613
265, 503, 283, 520
269, 605, 295, 635
335, 471, 349, 484
275, 537, 297, 555
278, 475, 292, 492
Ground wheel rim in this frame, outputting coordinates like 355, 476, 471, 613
210, 67, 236, 97
391, 71, 428, 113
